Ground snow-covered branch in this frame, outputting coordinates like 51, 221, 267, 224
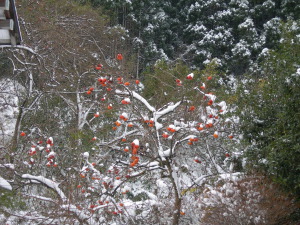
0, 176, 12, 191
98, 129, 140, 147
0, 45, 37, 55
154, 101, 182, 120
61, 204, 96, 224
115, 89, 156, 112
21, 174, 67, 202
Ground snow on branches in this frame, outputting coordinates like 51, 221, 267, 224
14, 56, 239, 224
70, 65, 239, 223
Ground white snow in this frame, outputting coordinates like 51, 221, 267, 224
61, 204, 96, 224
0, 79, 22, 145
83, 152, 89, 159
132, 139, 139, 147
0, 176, 12, 191
154, 101, 182, 119
21, 174, 67, 201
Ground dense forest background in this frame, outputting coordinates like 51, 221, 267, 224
0, 0, 299, 224
76, 0, 300, 76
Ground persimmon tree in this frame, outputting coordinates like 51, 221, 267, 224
12, 55, 240, 225
0, 1, 241, 224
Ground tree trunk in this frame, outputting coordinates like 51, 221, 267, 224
10, 99, 27, 163
166, 160, 181, 225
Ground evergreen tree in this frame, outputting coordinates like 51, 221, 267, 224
75, 0, 300, 76
183, 0, 284, 75
238, 21, 300, 197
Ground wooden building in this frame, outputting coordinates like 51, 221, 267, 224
0, 0, 21, 45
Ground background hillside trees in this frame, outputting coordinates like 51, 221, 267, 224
238, 21, 300, 197
79, 0, 300, 76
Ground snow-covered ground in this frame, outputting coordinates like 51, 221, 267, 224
0, 78, 21, 146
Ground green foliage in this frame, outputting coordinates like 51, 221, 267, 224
131, 192, 148, 202
73, 0, 300, 76
142, 60, 191, 107
142, 60, 226, 108
74, 0, 300, 78
238, 21, 300, 197
0, 191, 26, 210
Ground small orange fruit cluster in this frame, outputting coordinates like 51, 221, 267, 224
187, 137, 199, 145
86, 87, 94, 95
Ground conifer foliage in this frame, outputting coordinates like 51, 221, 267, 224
83, 0, 300, 75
